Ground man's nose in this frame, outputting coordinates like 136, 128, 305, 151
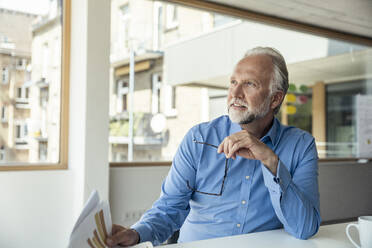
230, 82, 243, 97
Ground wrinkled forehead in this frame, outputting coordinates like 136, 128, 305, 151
231, 54, 274, 82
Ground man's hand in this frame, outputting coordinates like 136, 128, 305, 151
106, 224, 140, 247
217, 130, 278, 175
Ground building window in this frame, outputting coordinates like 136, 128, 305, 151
1, 105, 7, 122
17, 87, 22, 98
15, 125, 21, 139
2, 67, 9, 84
153, 1, 163, 50
42, 43, 49, 79
152, 74, 162, 114
119, 4, 130, 52
15, 123, 28, 140
164, 84, 177, 116
16, 58, 27, 70
117, 81, 128, 112
171, 86, 176, 109
39, 141, 48, 161
40, 87, 49, 108
15, 86, 30, 107
0, 146, 5, 161
166, 4, 178, 30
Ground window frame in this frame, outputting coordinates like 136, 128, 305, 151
0, 0, 70, 171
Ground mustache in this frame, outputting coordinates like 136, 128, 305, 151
229, 98, 248, 108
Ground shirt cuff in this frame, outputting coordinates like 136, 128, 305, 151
262, 159, 291, 193
131, 222, 153, 243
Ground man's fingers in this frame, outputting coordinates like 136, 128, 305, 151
112, 224, 124, 234
107, 228, 133, 247
223, 138, 230, 157
227, 141, 242, 158
217, 140, 224, 154
107, 226, 135, 247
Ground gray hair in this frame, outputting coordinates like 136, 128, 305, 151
244, 47, 289, 114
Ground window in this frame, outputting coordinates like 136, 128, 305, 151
1, 105, 7, 122
164, 84, 177, 116
15, 87, 29, 104
39, 141, 48, 161
2, 67, 9, 84
0, 0, 70, 169
119, 4, 130, 52
42, 43, 49, 79
166, 4, 178, 30
153, 1, 162, 50
109, 0, 372, 163
152, 74, 161, 114
40, 87, 49, 107
0, 146, 5, 161
14, 122, 28, 147
16, 58, 27, 70
117, 81, 128, 112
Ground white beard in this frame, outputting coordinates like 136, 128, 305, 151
228, 97, 271, 124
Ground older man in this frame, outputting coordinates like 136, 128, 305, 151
107, 47, 321, 247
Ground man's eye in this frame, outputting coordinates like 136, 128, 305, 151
244, 81, 255, 87
230, 80, 237, 85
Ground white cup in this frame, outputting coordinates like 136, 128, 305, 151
346, 216, 372, 248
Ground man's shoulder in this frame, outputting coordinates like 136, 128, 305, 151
186, 115, 230, 139
279, 122, 314, 143
193, 115, 230, 132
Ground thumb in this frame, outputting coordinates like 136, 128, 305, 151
107, 229, 138, 247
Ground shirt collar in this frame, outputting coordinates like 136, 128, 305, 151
261, 117, 281, 146
228, 116, 281, 147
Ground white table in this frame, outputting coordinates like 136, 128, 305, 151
162, 222, 357, 248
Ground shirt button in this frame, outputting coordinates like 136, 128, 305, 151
245, 176, 250, 180
241, 200, 246, 205
237, 223, 241, 227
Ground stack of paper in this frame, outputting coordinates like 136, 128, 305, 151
68, 190, 153, 248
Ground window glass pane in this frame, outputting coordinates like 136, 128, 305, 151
109, 0, 372, 162
0, 0, 63, 165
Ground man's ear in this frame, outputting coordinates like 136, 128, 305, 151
271, 91, 285, 109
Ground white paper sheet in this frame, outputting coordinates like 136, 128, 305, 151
68, 190, 153, 248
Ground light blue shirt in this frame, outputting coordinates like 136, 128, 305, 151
132, 116, 321, 245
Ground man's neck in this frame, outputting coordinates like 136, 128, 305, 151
239, 114, 274, 139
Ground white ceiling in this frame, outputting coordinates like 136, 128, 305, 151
207, 0, 372, 39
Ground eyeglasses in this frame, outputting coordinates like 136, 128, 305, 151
186, 139, 230, 196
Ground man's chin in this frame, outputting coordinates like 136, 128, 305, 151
228, 111, 255, 124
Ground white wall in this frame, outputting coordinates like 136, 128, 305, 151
110, 166, 170, 227
0, 0, 110, 247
